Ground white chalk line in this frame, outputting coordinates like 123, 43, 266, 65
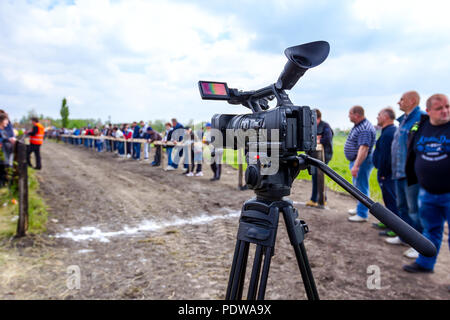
52, 208, 241, 243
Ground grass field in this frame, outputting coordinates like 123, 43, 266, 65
224, 134, 382, 203
0, 168, 48, 239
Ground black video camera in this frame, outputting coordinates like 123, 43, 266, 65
198, 41, 330, 156
198, 41, 330, 199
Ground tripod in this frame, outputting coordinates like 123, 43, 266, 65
226, 197, 318, 300
225, 154, 437, 300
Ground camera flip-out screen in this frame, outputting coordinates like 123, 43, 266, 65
198, 81, 230, 100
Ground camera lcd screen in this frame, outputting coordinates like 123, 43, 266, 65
198, 81, 230, 100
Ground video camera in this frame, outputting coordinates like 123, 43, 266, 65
198, 41, 330, 198
198, 41, 330, 155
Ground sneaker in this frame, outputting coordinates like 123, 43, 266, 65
379, 230, 397, 237
404, 247, 419, 259
195, 172, 204, 177
385, 236, 407, 246
372, 222, 387, 230
348, 208, 357, 215
186, 172, 194, 177
165, 166, 176, 171
306, 200, 318, 207
402, 262, 433, 274
348, 215, 368, 222
126, 154, 131, 158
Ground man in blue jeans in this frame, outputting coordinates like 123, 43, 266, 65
344, 106, 376, 222
386, 91, 425, 259
403, 94, 449, 276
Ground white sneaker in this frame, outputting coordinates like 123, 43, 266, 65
165, 166, 176, 171
348, 208, 357, 215
186, 172, 194, 177
195, 172, 204, 177
126, 154, 131, 158
348, 215, 368, 222
404, 247, 419, 259
385, 236, 406, 246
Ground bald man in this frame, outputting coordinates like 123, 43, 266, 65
386, 91, 426, 258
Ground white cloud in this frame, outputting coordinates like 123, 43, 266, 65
351, 0, 450, 33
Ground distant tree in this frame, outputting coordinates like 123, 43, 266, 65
60, 97, 70, 128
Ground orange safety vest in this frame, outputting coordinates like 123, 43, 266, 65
30, 123, 45, 145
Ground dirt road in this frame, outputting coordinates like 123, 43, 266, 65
1, 141, 448, 299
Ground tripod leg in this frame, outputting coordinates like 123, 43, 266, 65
226, 240, 249, 300
247, 245, 264, 300
282, 205, 320, 300
257, 246, 274, 300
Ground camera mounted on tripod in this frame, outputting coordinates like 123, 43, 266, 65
199, 41, 330, 199
197, 41, 436, 300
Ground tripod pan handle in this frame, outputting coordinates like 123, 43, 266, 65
370, 202, 436, 257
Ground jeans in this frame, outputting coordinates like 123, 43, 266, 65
166, 146, 176, 168
349, 154, 373, 218
378, 175, 398, 217
118, 142, 124, 155
395, 178, 422, 234
143, 143, 150, 159
416, 188, 450, 270
133, 143, 141, 159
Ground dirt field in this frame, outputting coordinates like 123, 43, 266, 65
0, 141, 449, 300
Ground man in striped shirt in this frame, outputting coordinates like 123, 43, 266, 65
344, 106, 376, 222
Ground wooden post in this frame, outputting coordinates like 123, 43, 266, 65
311, 144, 326, 207
16, 142, 29, 237
238, 148, 244, 190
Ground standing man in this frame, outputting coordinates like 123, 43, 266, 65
26, 117, 45, 170
132, 121, 141, 160
403, 94, 450, 274
306, 109, 334, 207
386, 91, 425, 259
166, 118, 184, 170
203, 123, 223, 181
146, 127, 162, 166
344, 106, 376, 222
0, 110, 16, 166
372, 107, 398, 235
0, 113, 13, 186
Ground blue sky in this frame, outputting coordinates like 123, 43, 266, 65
1, 0, 449, 129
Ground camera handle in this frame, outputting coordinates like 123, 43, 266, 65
296, 154, 437, 258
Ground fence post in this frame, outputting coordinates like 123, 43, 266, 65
16, 141, 29, 237
238, 148, 244, 190
312, 144, 326, 207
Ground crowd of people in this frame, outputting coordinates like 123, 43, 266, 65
333, 92, 448, 277
2, 92, 449, 283
57, 118, 223, 181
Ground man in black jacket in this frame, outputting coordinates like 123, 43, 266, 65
372, 108, 398, 236
306, 109, 334, 207
403, 94, 450, 274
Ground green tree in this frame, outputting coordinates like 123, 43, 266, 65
60, 97, 70, 128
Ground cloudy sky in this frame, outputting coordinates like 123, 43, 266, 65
1, 0, 449, 129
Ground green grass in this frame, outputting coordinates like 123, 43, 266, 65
0, 168, 48, 239
223, 135, 382, 203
